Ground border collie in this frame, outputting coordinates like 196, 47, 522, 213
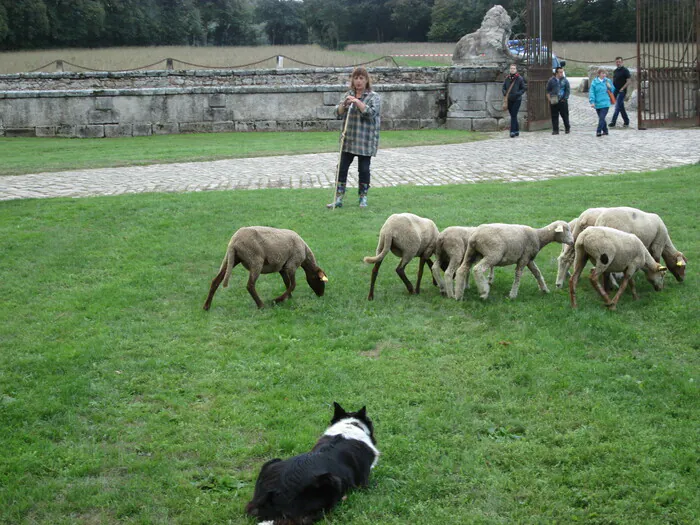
246, 402, 379, 525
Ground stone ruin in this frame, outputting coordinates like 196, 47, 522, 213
452, 5, 512, 67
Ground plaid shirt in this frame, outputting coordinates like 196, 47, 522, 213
335, 89, 381, 157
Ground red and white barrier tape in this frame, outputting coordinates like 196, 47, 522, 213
390, 54, 452, 57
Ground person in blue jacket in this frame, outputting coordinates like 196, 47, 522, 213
502, 63, 527, 138
589, 68, 615, 137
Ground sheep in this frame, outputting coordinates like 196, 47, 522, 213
454, 220, 574, 300
569, 226, 667, 310
556, 208, 610, 288
430, 226, 494, 299
203, 226, 328, 310
594, 206, 687, 283
363, 213, 439, 301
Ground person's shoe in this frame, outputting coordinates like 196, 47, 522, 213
609, 122, 616, 127
552, 131, 559, 135
565, 129, 570, 134
358, 183, 369, 208
623, 123, 630, 128
596, 132, 602, 137
510, 132, 515, 138
326, 183, 346, 209
603, 131, 609, 135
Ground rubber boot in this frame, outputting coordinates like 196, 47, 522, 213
359, 183, 369, 208
326, 183, 346, 208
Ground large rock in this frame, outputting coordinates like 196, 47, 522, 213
452, 5, 512, 67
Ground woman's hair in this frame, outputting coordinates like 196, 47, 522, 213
597, 68, 606, 75
349, 67, 372, 90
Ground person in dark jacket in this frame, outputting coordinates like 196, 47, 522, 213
546, 67, 571, 135
502, 63, 526, 138
609, 56, 631, 127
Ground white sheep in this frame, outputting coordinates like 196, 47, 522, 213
454, 220, 573, 300
203, 226, 328, 310
556, 208, 610, 288
569, 226, 667, 310
594, 206, 687, 283
363, 213, 439, 300
431, 226, 494, 299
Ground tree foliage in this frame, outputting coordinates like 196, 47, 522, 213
0, 0, 639, 51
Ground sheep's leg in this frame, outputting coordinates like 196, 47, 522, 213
588, 269, 612, 306
367, 261, 382, 301
487, 266, 494, 286
508, 262, 527, 299
246, 271, 266, 309
273, 270, 296, 304
527, 260, 549, 294
628, 277, 639, 300
568, 253, 588, 308
431, 260, 446, 295
603, 272, 614, 294
396, 262, 415, 295
415, 257, 430, 294
607, 274, 631, 310
473, 260, 492, 300
203, 266, 226, 311
425, 258, 438, 287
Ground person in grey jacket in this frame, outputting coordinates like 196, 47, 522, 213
546, 67, 571, 135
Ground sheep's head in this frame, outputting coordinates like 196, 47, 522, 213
305, 267, 328, 296
552, 221, 574, 246
662, 251, 687, 282
645, 263, 667, 291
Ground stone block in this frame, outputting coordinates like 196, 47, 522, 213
105, 124, 133, 137
133, 123, 153, 136
255, 120, 277, 131
235, 121, 255, 132
5, 128, 36, 137
448, 110, 489, 119
472, 118, 499, 132
323, 91, 343, 105
448, 83, 487, 110
213, 121, 236, 133
324, 120, 343, 131
393, 118, 421, 130
209, 94, 226, 107
35, 126, 57, 137
88, 110, 120, 124
179, 122, 212, 134
207, 108, 233, 121
56, 125, 77, 138
445, 118, 473, 131
94, 97, 113, 110
316, 106, 337, 119
277, 120, 303, 131
419, 119, 439, 129
76, 125, 105, 138
152, 122, 179, 135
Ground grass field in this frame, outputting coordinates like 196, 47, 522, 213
0, 129, 485, 177
1, 165, 698, 524
0, 42, 642, 74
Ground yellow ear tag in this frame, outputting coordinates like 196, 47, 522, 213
677, 261, 685, 267
321, 275, 329, 282
555, 225, 564, 233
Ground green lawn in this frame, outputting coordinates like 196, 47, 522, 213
0, 129, 485, 177
1, 165, 698, 524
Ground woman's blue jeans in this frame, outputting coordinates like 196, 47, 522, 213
596, 107, 609, 134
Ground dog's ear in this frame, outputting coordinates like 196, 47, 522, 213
357, 406, 367, 420
333, 402, 346, 420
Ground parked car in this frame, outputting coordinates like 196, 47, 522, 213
508, 39, 566, 73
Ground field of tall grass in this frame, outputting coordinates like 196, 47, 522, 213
0, 42, 644, 74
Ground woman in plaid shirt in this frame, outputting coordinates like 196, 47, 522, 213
327, 67, 381, 208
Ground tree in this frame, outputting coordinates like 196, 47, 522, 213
201, 0, 255, 46
390, 0, 433, 41
303, 0, 349, 49
256, 0, 307, 45
45, 0, 106, 47
2, 0, 50, 49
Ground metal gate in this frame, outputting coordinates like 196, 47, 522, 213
637, 0, 700, 128
524, 0, 553, 130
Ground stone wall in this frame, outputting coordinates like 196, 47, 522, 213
0, 66, 518, 137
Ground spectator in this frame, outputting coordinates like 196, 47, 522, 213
589, 69, 615, 137
610, 56, 632, 128
546, 66, 571, 135
502, 63, 526, 138
327, 67, 381, 209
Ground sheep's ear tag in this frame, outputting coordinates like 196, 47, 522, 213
319, 271, 329, 282
555, 225, 564, 233
658, 265, 667, 272
677, 260, 685, 267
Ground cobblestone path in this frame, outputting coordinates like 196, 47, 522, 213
1, 95, 697, 201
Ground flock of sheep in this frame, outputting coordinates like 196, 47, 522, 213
202, 206, 687, 312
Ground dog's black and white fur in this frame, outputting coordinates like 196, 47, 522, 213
246, 402, 379, 525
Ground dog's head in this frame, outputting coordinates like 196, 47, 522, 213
331, 402, 376, 445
